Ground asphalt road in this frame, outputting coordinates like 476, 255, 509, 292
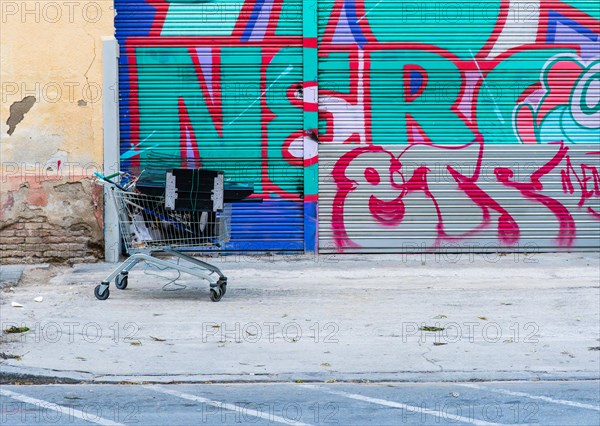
0, 380, 598, 425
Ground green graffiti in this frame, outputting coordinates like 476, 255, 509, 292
317, 0, 502, 58
276, 0, 304, 36
370, 49, 474, 144
330, 0, 501, 60
135, 46, 264, 189
317, 0, 335, 43
477, 48, 577, 144
579, 72, 600, 115
514, 57, 600, 144
265, 47, 305, 195
318, 50, 351, 139
537, 106, 597, 144
134, 46, 305, 195
162, 1, 245, 36
161, 0, 304, 37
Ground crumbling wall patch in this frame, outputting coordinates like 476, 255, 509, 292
6, 96, 36, 136
0, 178, 103, 264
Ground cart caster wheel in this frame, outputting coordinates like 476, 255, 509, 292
217, 279, 227, 296
210, 288, 223, 302
115, 273, 128, 290
94, 284, 110, 300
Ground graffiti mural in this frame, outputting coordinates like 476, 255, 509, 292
115, 1, 599, 252
326, 139, 599, 250
317, 0, 599, 251
115, 0, 317, 251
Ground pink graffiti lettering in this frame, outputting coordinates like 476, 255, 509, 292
494, 143, 576, 247
561, 151, 600, 219
447, 136, 520, 246
332, 139, 598, 251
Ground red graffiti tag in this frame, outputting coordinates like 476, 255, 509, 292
446, 135, 520, 246
561, 151, 600, 220
332, 135, 522, 250
494, 143, 576, 247
332, 145, 398, 249
331, 138, 596, 251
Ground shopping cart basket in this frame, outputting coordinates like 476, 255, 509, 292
93, 172, 229, 302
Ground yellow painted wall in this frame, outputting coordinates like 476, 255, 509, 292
1, 1, 114, 175
0, 1, 114, 262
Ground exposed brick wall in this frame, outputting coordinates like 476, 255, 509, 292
1, 178, 103, 264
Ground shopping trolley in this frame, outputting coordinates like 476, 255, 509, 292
93, 171, 230, 302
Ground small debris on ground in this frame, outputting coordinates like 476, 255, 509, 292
3, 326, 29, 334
0, 352, 22, 360
10, 302, 23, 308
420, 326, 445, 332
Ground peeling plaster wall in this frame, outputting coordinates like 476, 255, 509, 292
0, 178, 104, 263
1, 2, 114, 263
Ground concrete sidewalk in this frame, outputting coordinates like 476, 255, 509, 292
1, 253, 599, 384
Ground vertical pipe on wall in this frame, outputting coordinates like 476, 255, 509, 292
303, 0, 319, 253
102, 36, 120, 262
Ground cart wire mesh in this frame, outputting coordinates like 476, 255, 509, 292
109, 187, 230, 252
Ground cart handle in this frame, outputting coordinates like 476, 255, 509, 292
94, 171, 121, 181
94, 172, 128, 191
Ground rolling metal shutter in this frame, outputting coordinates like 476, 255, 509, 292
319, 143, 600, 253
115, 0, 306, 251
317, 1, 600, 253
